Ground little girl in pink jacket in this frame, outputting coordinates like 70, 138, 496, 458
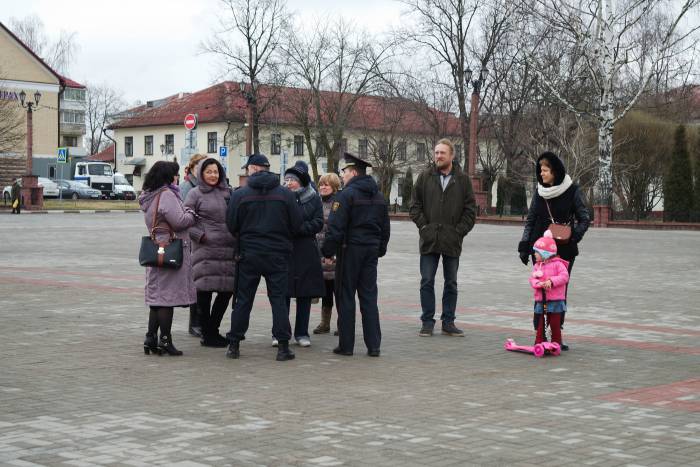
529, 230, 569, 346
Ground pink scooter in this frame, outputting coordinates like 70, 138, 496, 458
504, 338, 561, 357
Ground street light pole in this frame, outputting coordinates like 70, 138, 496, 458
19, 90, 43, 210
239, 82, 256, 156
465, 68, 489, 215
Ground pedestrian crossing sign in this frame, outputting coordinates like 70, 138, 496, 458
57, 147, 68, 163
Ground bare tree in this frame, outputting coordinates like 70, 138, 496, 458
0, 79, 24, 154
84, 83, 126, 155
10, 14, 78, 75
202, 0, 291, 153
284, 18, 394, 174
516, 0, 700, 205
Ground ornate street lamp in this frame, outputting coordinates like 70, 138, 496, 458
18, 90, 43, 210
466, 67, 488, 215
238, 81, 256, 156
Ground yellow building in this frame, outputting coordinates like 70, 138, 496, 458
0, 21, 86, 189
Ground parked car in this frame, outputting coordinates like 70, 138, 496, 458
56, 180, 102, 200
112, 172, 136, 200
3, 177, 59, 203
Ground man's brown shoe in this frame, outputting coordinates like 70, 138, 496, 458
441, 322, 464, 336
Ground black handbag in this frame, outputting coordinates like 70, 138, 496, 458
139, 190, 183, 269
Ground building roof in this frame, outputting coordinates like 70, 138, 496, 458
60, 75, 85, 89
109, 81, 462, 137
86, 144, 115, 162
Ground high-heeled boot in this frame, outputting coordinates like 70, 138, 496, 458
143, 333, 158, 355
158, 335, 183, 356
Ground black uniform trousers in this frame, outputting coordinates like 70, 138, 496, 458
227, 252, 292, 342
336, 245, 381, 352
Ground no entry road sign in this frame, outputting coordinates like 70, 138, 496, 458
184, 114, 197, 130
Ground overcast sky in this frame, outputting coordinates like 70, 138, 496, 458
0, 0, 404, 103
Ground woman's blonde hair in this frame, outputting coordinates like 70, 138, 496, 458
186, 154, 208, 174
318, 172, 341, 193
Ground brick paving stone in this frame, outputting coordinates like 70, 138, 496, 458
1, 216, 699, 465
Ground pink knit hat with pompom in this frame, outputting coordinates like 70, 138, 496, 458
533, 230, 557, 257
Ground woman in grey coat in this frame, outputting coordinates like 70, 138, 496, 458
185, 158, 237, 347
140, 161, 197, 356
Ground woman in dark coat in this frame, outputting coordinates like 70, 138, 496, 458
140, 161, 197, 356
518, 152, 590, 350
313, 172, 342, 335
283, 163, 325, 347
185, 158, 237, 347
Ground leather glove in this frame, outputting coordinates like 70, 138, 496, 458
519, 251, 529, 265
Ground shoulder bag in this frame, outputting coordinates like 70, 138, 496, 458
139, 190, 183, 268
545, 199, 572, 245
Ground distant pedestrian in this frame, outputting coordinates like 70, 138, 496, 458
528, 230, 569, 347
11, 178, 21, 214
139, 161, 197, 356
225, 154, 303, 361
184, 158, 237, 348
313, 172, 342, 335
518, 152, 590, 351
283, 163, 325, 348
322, 153, 390, 357
409, 138, 476, 338
180, 153, 208, 338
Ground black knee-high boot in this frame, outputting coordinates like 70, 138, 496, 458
157, 307, 182, 356
144, 307, 159, 354
188, 303, 202, 337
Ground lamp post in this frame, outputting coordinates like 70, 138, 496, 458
19, 90, 43, 210
160, 144, 166, 157
239, 81, 256, 156
465, 67, 489, 215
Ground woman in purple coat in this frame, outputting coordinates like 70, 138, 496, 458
140, 161, 197, 356
185, 158, 237, 347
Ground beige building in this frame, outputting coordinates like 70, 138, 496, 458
0, 21, 86, 188
110, 81, 464, 200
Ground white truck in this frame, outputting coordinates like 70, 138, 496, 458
73, 161, 114, 198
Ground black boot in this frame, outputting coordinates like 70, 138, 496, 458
158, 335, 183, 356
188, 303, 202, 337
226, 339, 240, 359
143, 333, 158, 355
276, 340, 295, 361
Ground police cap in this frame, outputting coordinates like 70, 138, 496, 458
341, 152, 372, 171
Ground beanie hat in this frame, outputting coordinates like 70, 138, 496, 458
533, 230, 557, 259
284, 165, 310, 186
284, 172, 302, 185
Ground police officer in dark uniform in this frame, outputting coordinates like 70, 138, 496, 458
321, 153, 390, 357
225, 154, 303, 361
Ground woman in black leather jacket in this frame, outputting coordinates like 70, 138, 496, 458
518, 152, 590, 350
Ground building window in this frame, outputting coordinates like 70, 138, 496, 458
271, 133, 281, 155
358, 138, 368, 157
398, 141, 407, 161
335, 138, 348, 159
316, 139, 327, 158
61, 110, 85, 124
455, 144, 462, 159
48, 166, 56, 179
165, 134, 174, 154
416, 142, 426, 162
145, 135, 153, 155
207, 132, 217, 154
63, 88, 86, 101
125, 136, 133, 157
62, 135, 78, 147
294, 135, 304, 156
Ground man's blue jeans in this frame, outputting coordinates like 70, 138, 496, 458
419, 253, 460, 325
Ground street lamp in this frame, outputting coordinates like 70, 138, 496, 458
18, 90, 42, 210
160, 143, 166, 156
238, 81, 256, 156
466, 67, 488, 215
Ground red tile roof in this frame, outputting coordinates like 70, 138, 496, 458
87, 144, 115, 162
60, 75, 85, 89
109, 82, 461, 137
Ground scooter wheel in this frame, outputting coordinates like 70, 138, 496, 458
533, 344, 545, 357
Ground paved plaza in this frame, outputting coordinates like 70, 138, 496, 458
1, 213, 699, 466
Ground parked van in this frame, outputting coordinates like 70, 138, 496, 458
112, 172, 136, 200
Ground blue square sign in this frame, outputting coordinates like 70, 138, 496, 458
219, 146, 228, 158
57, 147, 68, 163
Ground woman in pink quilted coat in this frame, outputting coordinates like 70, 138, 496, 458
529, 230, 569, 346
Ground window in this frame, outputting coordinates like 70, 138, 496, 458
335, 138, 348, 159
294, 135, 304, 156
145, 135, 153, 155
358, 138, 368, 157
455, 144, 462, 159
125, 136, 133, 157
378, 140, 389, 159
48, 166, 56, 179
62, 136, 78, 147
61, 110, 85, 124
207, 132, 217, 154
271, 133, 281, 155
64, 88, 86, 101
165, 134, 174, 154
398, 141, 407, 161
416, 142, 426, 162
88, 164, 113, 176
316, 139, 327, 158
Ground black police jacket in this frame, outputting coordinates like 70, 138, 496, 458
321, 175, 390, 258
226, 171, 302, 255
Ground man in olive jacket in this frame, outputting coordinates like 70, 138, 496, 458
409, 139, 476, 337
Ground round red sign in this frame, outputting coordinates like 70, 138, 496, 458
184, 113, 197, 130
